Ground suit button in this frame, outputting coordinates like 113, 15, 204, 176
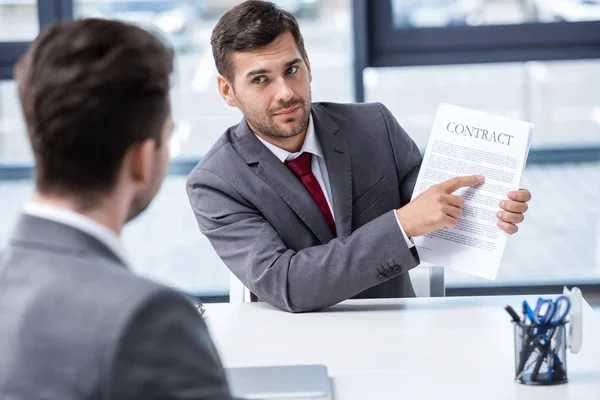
377, 274, 386, 281
392, 266, 401, 274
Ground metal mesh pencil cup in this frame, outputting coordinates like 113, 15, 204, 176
513, 321, 568, 385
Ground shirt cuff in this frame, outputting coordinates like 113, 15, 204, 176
394, 211, 415, 248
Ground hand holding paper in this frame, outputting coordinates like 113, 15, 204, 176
497, 189, 532, 234
409, 103, 534, 280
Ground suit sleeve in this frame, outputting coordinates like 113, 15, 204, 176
375, 102, 423, 206
107, 289, 233, 400
187, 165, 420, 313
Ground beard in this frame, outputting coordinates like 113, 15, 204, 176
244, 96, 311, 142
126, 190, 153, 223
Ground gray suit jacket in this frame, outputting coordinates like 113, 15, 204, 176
0, 214, 233, 400
187, 102, 423, 313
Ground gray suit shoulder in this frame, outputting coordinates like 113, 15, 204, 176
71, 258, 232, 399
312, 101, 389, 117
190, 120, 242, 168
312, 101, 405, 144
312, 100, 384, 115
78, 256, 202, 332
186, 124, 242, 185
0, 240, 229, 399
63, 253, 181, 311
103, 270, 232, 399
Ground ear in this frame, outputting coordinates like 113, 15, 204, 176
304, 51, 312, 83
126, 139, 155, 186
217, 75, 238, 108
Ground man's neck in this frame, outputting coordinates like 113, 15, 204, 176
32, 192, 124, 236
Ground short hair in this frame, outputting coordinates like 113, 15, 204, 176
211, 0, 306, 82
15, 18, 174, 195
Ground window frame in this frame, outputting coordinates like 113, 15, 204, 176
0, 0, 73, 80
353, 0, 600, 101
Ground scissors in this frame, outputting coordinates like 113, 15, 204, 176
523, 296, 571, 325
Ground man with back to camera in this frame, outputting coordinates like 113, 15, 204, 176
0, 18, 233, 399
186, 1, 532, 313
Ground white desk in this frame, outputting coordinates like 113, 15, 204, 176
204, 296, 600, 400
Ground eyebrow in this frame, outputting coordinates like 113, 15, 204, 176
245, 58, 302, 78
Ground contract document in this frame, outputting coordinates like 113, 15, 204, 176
411, 103, 534, 280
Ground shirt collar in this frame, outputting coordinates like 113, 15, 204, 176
23, 202, 130, 267
255, 115, 323, 162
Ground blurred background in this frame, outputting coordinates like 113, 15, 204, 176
1, 0, 599, 302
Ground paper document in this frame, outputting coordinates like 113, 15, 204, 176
411, 103, 533, 279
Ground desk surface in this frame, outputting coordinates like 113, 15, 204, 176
204, 295, 600, 400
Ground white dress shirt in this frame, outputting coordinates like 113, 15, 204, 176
23, 202, 130, 266
255, 116, 414, 248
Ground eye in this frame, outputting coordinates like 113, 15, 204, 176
252, 76, 267, 84
286, 65, 299, 75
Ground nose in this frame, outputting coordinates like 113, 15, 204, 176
273, 77, 294, 104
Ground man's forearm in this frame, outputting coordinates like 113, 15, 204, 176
251, 211, 419, 312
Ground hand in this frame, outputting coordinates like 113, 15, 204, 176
497, 189, 531, 234
396, 175, 485, 238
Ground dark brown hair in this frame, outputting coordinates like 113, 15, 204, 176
211, 0, 306, 82
15, 18, 173, 195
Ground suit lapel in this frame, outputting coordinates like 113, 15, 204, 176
235, 120, 335, 244
312, 105, 353, 238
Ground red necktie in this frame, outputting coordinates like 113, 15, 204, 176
285, 153, 336, 235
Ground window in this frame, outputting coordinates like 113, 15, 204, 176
391, 0, 600, 29
365, 60, 600, 288
0, 81, 30, 163
1, 0, 597, 299
0, 81, 33, 240
354, 0, 600, 82
357, 0, 600, 292
367, 59, 600, 150
0, 0, 39, 41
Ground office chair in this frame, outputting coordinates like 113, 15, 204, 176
408, 265, 445, 297
229, 264, 445, 303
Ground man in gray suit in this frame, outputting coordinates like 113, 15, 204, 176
0, 19, 233, 399
187, 1, 532, 313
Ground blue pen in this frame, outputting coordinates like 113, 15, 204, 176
547, 352, 553, 383
522, 300, 534, 322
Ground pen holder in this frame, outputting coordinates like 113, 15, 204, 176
513, 321, 568, 385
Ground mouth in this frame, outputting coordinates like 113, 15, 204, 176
274, 106, 301, 118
